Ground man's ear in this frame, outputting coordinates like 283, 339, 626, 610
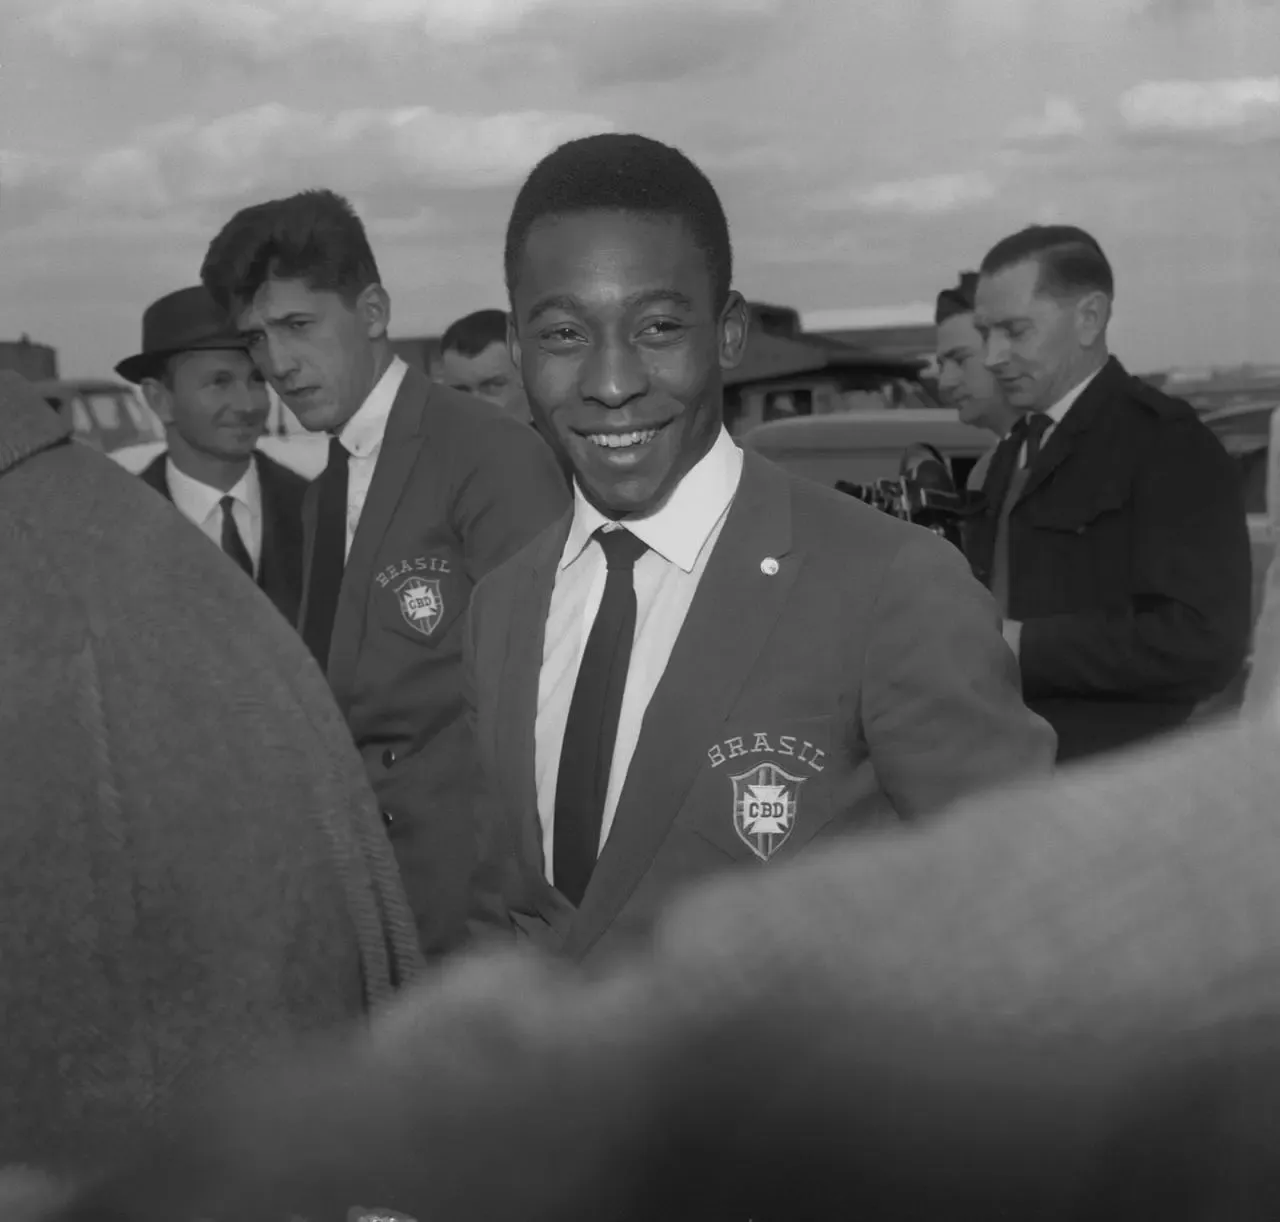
1074, 290, 1110, 348
358, 284, 392, 342
507, 310, 522, 375
718, 291, 749, 371
140, 377, 174, 426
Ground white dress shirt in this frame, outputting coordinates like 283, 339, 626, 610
337, 356, 409, 560
166, 457, 262, 576
535, 427, 745, 883
1017, 365, 1103, 465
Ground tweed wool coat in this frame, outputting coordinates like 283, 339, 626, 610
0, 372, 423, 1180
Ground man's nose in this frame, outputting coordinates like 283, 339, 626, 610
983, 334, 1010, 371
258, 335, 298, 382
580, 339, 648, 409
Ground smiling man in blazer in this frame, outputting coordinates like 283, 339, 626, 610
201, 190, 570, 958
465, 133, 1057, 967
117, 285, 308, 624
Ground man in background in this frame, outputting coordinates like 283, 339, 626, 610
201, 189, 569, 957
116, 285, 308, 624
0, 370, 422, 1184
438, 308, 530, 423
968, 224, 1251, 762
934, 270, 1021, 491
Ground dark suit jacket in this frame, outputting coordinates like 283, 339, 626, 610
56, 715, 1280, 1222
966, 356, 1252, 762
139, 450, 307, 625
468, 448, 1057, 966
302, 368, 569, 958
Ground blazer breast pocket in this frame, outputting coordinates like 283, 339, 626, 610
372, 548, 469, 646
678, 716, 835, 865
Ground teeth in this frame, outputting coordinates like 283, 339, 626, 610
588, 429, 658, 449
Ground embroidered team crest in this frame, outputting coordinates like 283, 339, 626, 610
730, 761, 806, 862
395, 574, 443, 636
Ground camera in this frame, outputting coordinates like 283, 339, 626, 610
835, 443, 987, 551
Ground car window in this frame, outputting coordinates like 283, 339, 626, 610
69, 398, 97, 443
83, 392, 123, 432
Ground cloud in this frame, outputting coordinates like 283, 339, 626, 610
1119, 76, 1280, 140
1006, 95, 1086, 143
33, 0, 782, 86
1, 103, 614, 228
816, 172, 999, 217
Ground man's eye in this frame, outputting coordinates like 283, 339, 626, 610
641, 321, 683, 338
544, 327, 581, 343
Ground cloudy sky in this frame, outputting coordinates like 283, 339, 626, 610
1, 0, 1277, 378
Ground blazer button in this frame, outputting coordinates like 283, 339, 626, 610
382, 810, 394, 828
381, 747, 396, 768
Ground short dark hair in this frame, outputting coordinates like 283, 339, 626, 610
440, 309, 508, 359
504, 133, 733, 309
200, 188, 381, 314
979, 224, 1114, 300
935, 270, 979, 325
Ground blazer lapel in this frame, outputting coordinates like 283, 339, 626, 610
1015, 356, 1123, 507
327, 368, 431, 713
497, 519, 571, 880
564, 452, 801, 959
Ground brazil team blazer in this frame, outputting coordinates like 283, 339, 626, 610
466, 447, 1058, 966
300, 366, 570, 957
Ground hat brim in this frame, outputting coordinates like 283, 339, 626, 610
114, 337, 251, 385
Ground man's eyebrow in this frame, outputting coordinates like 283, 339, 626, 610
526, 288, 695, 322
939, 346, 972, 362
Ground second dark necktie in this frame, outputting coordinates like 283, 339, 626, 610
218, 495, 254, 578
553, 526, 649, 906
301, 435, 350, 668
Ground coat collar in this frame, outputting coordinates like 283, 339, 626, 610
0, 373, 72, 477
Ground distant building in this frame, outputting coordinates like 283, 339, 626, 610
723, 302, 936, 437
0, 335, 58, 381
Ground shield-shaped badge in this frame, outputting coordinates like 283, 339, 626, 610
730, 761, 806, 862
395, 575, 443, 636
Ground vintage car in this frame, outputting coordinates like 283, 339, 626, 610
740, 408, 992, 491
33, 378, 165, 455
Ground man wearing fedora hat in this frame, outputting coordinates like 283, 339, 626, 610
116, 285, 308, 624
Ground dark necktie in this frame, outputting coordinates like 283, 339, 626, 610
553, 527, 649, 906
301, 436, 350, 667
218, 495, 254, 578
981, 411, 1053, 515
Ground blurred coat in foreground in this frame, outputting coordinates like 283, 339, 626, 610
54, 709, 1280, 1221
0, 372, 423, 1179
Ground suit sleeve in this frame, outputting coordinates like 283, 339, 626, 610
862, 532, 1057, 815
455, 421, 570, 581
1018, 419, 1252, 701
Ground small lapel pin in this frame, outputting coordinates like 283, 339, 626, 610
760, 557, 779, 576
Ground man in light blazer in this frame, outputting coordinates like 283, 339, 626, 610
201, 189, 570, 958
464, 133, 1056, 967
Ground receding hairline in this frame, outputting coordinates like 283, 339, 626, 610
979, 253, 1113, 302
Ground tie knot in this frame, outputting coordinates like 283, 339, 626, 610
219, 494, 236, 513
596, 526, 648, 571
1016, 412, 1052, 440
327, 435, 350, 466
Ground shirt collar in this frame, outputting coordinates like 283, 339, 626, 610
1045, 364, 1103, 426
560, 426, 744, 574
338, 356, 409, 458
165, 455, 261, 523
